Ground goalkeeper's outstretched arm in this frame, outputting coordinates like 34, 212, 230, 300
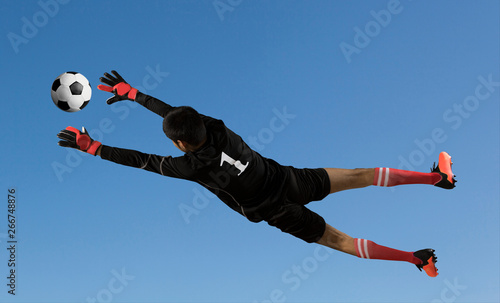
134, 92, 173, 118
98, 70, 174, 118
96, 145, 180, 178
58, 126, 182, 178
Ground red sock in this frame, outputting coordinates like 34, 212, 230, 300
354, 238, 422, 265
373, 167, 441, 187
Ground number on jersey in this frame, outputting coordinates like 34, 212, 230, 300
220, 152, 249, 176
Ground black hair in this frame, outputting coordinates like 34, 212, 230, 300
163, 106, 206, 146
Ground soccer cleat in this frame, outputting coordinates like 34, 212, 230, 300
431, 151, 456, 189
414, 249, 438, 277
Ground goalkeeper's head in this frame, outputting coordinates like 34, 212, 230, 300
163, 106, 207, 152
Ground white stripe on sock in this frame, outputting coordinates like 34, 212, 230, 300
363, 239, 370, 259
357, 239, 365, 258
377, 168, 383, 186
384, 168, 390, 187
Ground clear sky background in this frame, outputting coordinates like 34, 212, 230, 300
1, 1, 499, 302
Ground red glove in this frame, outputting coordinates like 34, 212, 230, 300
97, 70, 138, 104
57, 126, 102, 156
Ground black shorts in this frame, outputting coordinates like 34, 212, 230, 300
265, 167, 331, 243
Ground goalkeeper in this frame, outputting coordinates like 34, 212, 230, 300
57, 70, 457, 278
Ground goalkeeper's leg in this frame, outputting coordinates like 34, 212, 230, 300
325, 151, 456, 193
316, 224, 438, 277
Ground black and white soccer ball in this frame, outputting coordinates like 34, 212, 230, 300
51, 72, 92, 112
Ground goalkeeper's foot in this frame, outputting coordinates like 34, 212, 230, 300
432, 151, 456, 189
414, 249, 438, 277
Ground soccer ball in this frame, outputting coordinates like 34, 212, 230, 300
51, 72, 92, 112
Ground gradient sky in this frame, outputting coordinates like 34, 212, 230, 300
1, 1, 499, 302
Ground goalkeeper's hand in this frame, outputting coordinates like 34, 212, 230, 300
57, 126, 102, 156
97, 70, 138, 104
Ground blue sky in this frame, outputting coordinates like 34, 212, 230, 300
1, 0, 499, 302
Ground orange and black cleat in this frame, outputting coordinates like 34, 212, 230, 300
414, 249, 438, 277
432, 151, 457, 189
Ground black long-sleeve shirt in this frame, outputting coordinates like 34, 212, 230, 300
99, 93, 289, 222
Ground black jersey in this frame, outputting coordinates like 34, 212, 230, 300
100, 93, 289, 222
